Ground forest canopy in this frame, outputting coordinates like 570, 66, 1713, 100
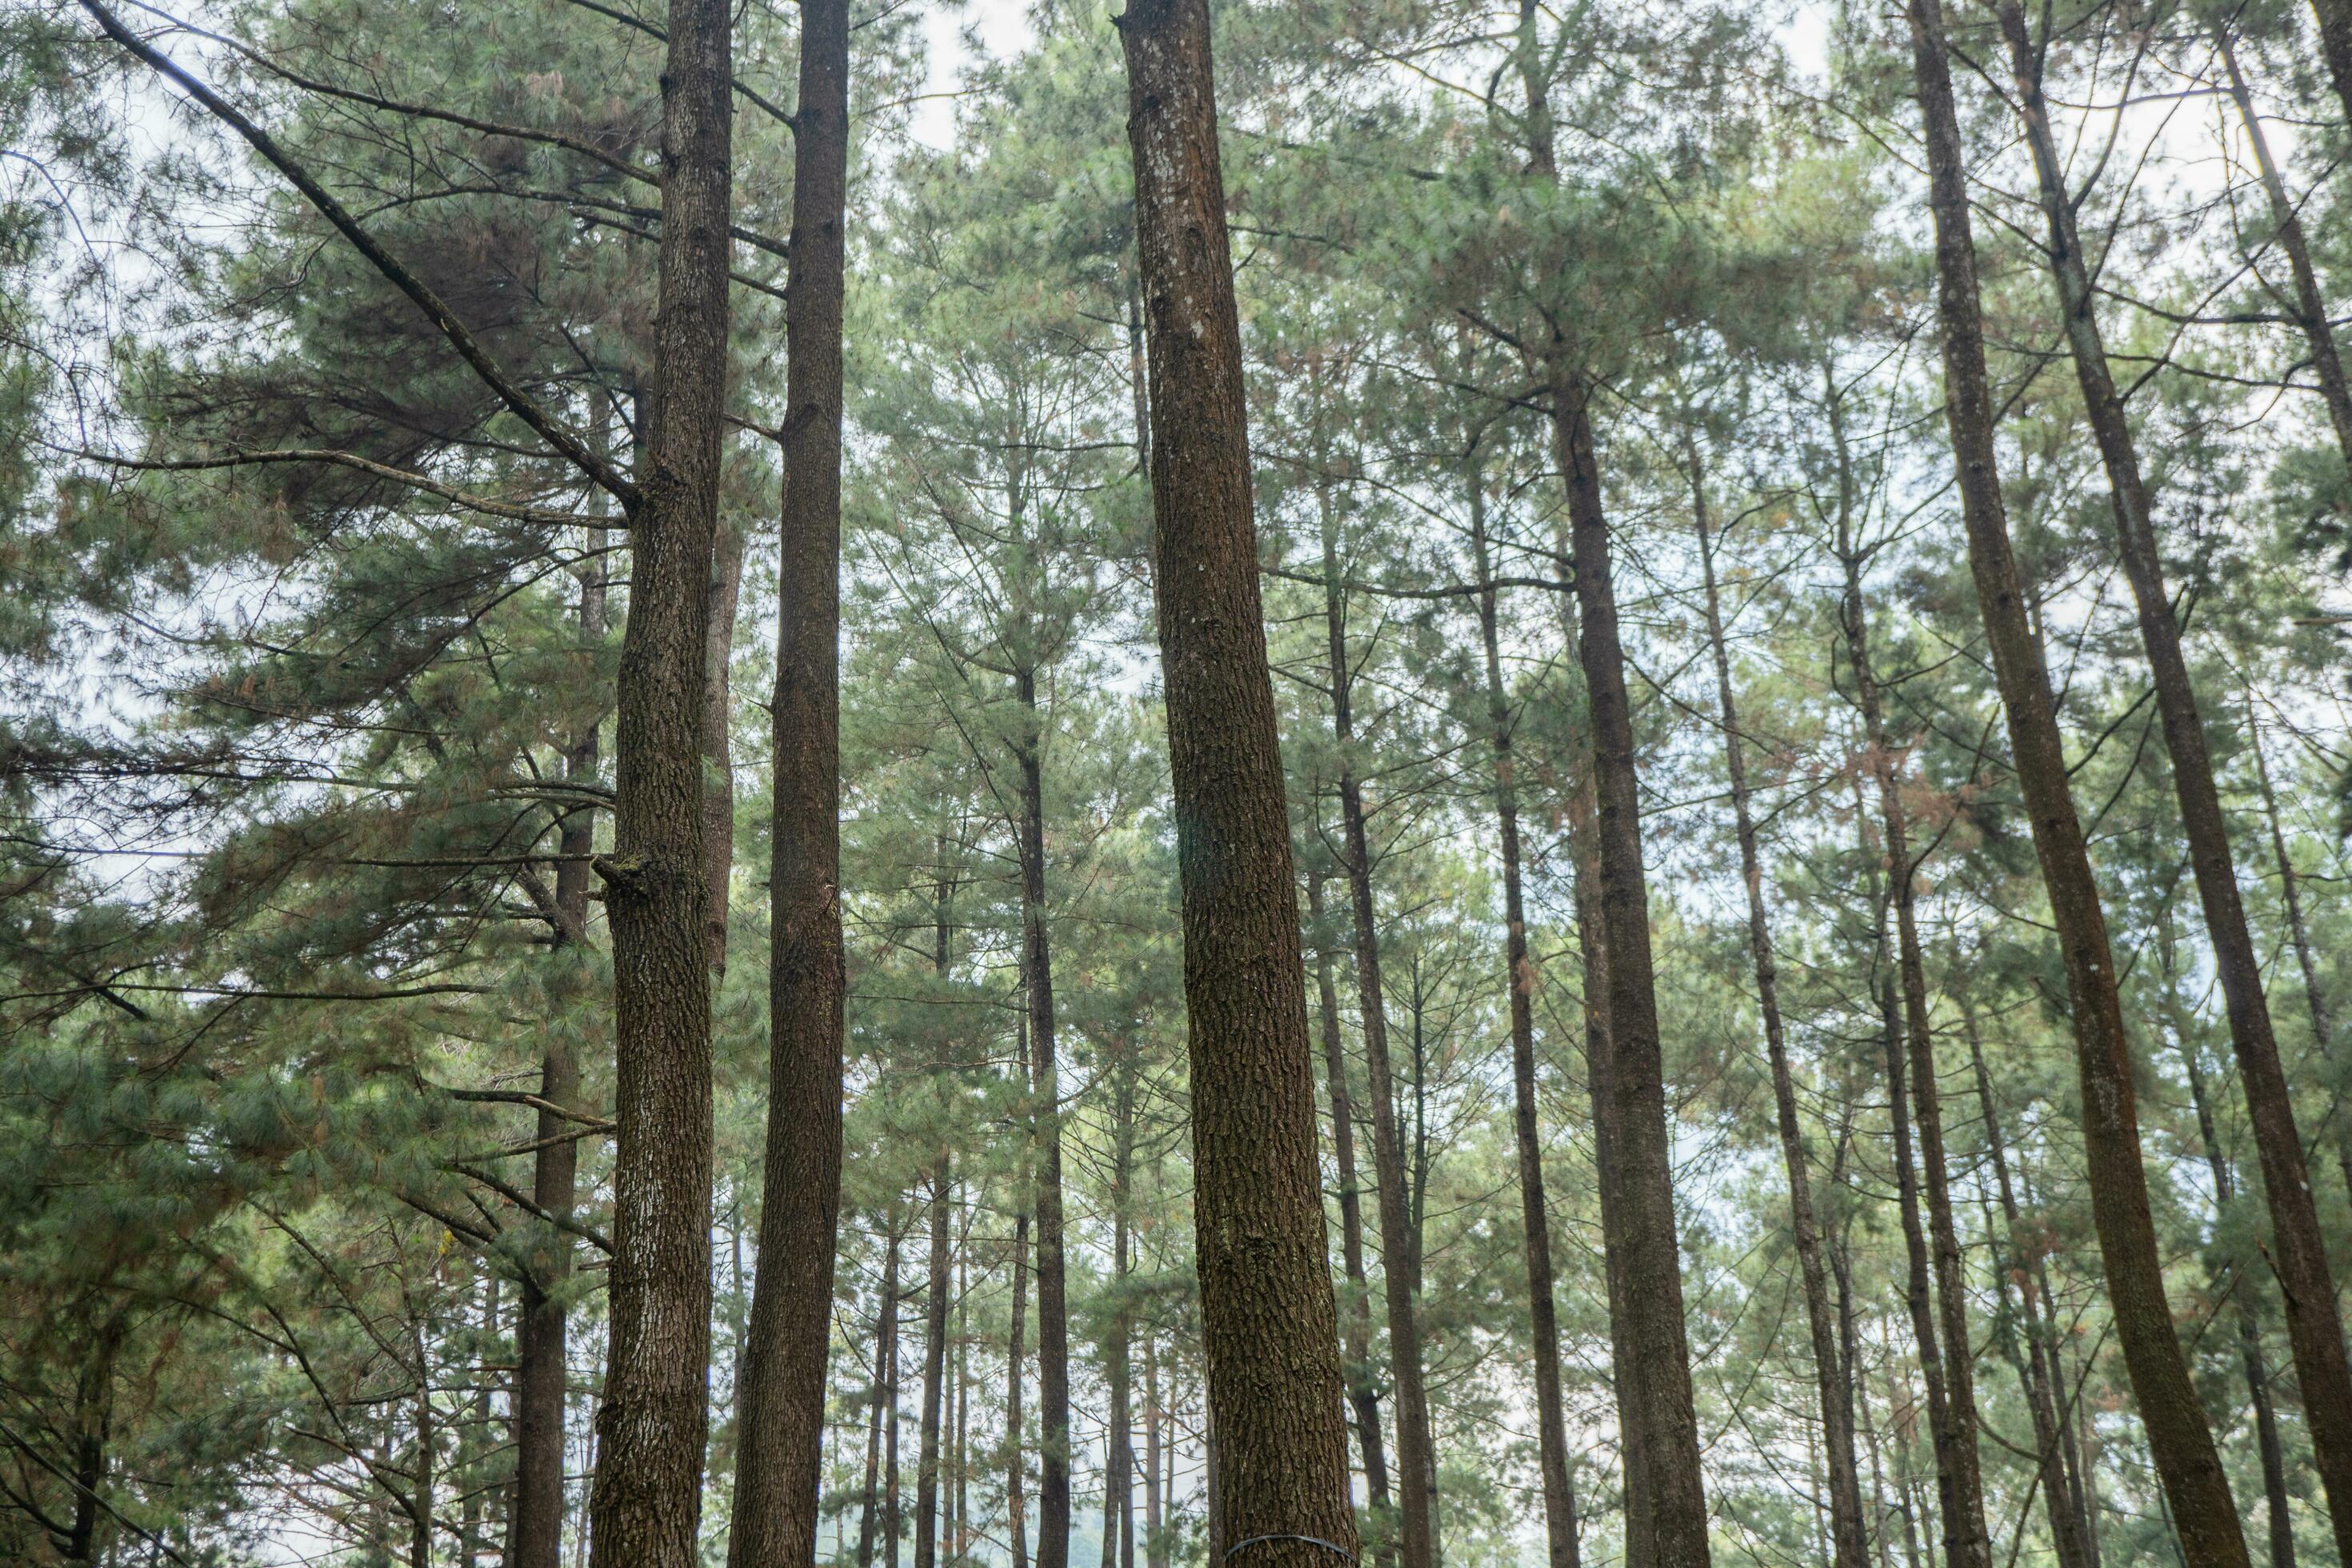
7, 0, 2352, 1564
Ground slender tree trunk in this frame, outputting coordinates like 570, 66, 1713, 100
954, 1238, 970, 1568
729, 2, 850, 1563
1991, 10, 2352, 1552
2250, 698, 2352, 1203
1308, 869, 1396, 1522
1549, 376, 1710, 1568
1316, 480, 1438, 1568
512, 510, 606, 1568
858, 1209, 902, 1568
702, 513, 745, 974
1145, 1340, 1167, 1568
1010, 1010, 1033, 1568
2304, 0, 2352, 174
1686, 442, 1864, 1568
1906, 5, 2253, 1563
583, 0, 732, 1551
1832, 491, 1991, 1568
1118, 10, 1361, 1568
888, 1228, 905, 1568
2160, 919, 2299, 1568
918, 1168, 954, 1568
1014, 666, 1073, 1568
1461, 449, 1583, 1568
2217, 35, 2352, 474
1108, 1045, 1137, 1568
1957, 997, 2095, 1568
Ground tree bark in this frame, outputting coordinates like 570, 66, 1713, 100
918, 1168, 954, 1568
583, 0, 732, 1551
1317, 481, 1438, 1568
702, 512, 745, 974
727, 0, 850, 1562
857, 1207, 903, 1568
1108, 1043, 1137, 1568
1144, 1340, 1166, 1568
1833, 494, 1991, 1568
1905, 4, 2252, 1563
1010, 1010, 1033, 1568
2305, 0, 2352, 168
1688, 442, 1864, 1568
1308, 868, 1396, 1522
1550, 378, 1710, 1568
1990, 9, 2352, 1554
1117, 9, 1361, 1568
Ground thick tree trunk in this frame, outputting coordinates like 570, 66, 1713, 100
917, 1169, 954, 1568
1550, 379, 1710, 1568
1308, 869, 1396, 1522
1906, 5, 2252, 1564
727, 1, 850, 1563
582, 0, 732, 1553
1317, 483, 1438, 1568
1688, 449, 1864, 1568
1462, 458, 1581, 1568
1118, 9, 1360, 1568
1991, 10, 2352, 1554
1834, 511, 1991, 1568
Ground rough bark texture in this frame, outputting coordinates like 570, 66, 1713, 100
1308, 869, 1395, 1522
1466, 458, 1581, 1568
582, 0, 730, 1551
1551, 381, 1710, 1568
1991, 6, 2352, 1552
1318, 485, 1438, 1568
1690, 464, 1864, 1568
726, 0, 850, 1562
1118, 8, 1360, 1568
1904, 4, 2252, 1564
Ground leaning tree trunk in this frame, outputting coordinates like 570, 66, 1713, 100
1307, 868, 1396, 1523
1686, 453, 1866, 1568
1317, 481, 1438, 1568
1905, 4, 2252, 1564
1991, 7, 2352, 1553
1550, 376, 1711, 1568
582, 0, 733, 1552
1465, 453, 1582, 1568
1833, 509, 1991, 1568
1118, 8, 1361, 1568
727, 1, 850, 1562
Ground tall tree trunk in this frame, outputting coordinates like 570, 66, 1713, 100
1463, 446, 1582, 1568
2249, 697, 2352, 1204
1010, 1010, 1033, 1568
1832, 488, 1991, 1568
512, 506, 606, 1568
1307, 868, 1396, 1522
1687, 440, 1864, 1568
583, 0, 732, 1551
888, 1226, 905, 1568
2159, 917, 2299, 1568
728, 0, 850, 1562
2304, 0, 2352, 170
1957, 995, 2095, 1568
954, 1238, 970, 1568
858, 1207, 904, 1568
918, 1168, 954, 1568
2217, 34, 2352, 475
1015, 665, 1073, 1568
1108, 1043, 1137, 1568
1990, 9, 2352, 1551
1904, 4, 2253, 1563
1118, 10, 1361, 1568
1144, 1339, 1167, 1568
1317, 481, 1438, 1568
1550, 377, 1710, 1568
